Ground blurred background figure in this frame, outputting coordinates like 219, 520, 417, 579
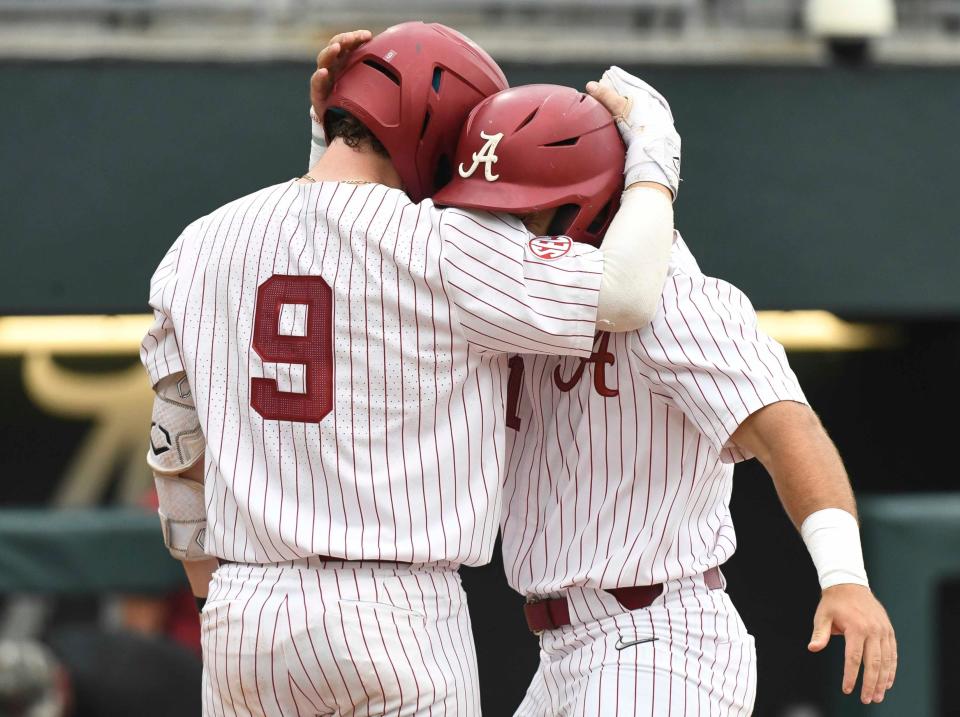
0, 631, 201, 717
0, 641, 68, 717
1, 1, 958, 716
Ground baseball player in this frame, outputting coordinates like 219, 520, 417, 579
142, 25, 676, 717
438, 67, 898, 714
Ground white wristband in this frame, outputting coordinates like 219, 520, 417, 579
800, 508, 869, 590
308, 106, 327, 170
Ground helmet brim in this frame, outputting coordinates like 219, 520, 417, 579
435, 178, 579, 215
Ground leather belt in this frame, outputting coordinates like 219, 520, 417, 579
523, 566, 723, 634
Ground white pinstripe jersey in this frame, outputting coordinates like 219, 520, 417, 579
501, 234, 807, 596
140, 180, 603, 565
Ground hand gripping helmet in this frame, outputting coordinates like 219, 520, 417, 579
433, 84, 625, 245
322, 22, 508, 203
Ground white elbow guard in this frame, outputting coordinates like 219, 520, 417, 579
147, 374, 204, 476
148, 373, 208, 561
800, 508, 870, 589
155, 475, 208, 561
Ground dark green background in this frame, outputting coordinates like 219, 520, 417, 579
2, 61, 959, 316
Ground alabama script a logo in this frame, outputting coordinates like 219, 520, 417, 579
505, 334, 618, 431
554, 332, 619, 397
458, 131, 504, 182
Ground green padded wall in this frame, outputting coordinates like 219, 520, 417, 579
0, 508, 185, 593
2, 62, 959, 316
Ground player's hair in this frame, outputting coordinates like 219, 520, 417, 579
327, 111, 389, 158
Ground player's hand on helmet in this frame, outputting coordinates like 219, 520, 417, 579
307, 29, 373, 167
808, 584, 897, 704
585, 66, 682, 200
310, 29, 373, 121
584, 84, 630, 123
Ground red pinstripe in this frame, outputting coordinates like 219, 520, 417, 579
331, 570, 369, 708
283, 585, 334, 711
267, 597, 287, 716
447, 267, 597, 334
308, 570, 351, 708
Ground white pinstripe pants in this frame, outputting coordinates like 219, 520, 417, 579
200, 559, 481, 717
515, 572, 756, 717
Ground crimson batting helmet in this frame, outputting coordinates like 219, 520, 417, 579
322, 22, 508, 203
433, 84, 625, 245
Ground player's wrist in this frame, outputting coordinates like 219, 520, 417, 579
624, 181, 672, 200
308, 107, 328, 169
801, 508, 870, 590
623, 129, 681, 201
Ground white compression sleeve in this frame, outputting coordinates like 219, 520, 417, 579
800, 508, 870, 589
596, 186, 674, 332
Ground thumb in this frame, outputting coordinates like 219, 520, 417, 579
585, 80, 627, 120
311, 69, 332, 111
808, 612, 833, 652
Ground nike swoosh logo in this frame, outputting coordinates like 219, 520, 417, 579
615, 636, 657, 651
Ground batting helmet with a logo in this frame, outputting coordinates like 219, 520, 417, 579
322, 22, 508, 203
433, 84, 625, 245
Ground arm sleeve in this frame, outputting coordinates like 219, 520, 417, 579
439, 208, 603, 357
140, 235, 187, 387
596, 186, 673, 332
629, 273, 808, 463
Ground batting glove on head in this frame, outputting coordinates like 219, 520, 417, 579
600, 66, 682, 200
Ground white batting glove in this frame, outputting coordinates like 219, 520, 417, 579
308, 106, 327, 170
600, 66, 682, 200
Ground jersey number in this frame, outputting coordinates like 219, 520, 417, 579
251, 275, 333, 423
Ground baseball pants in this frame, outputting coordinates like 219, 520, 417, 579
200, 558, 481, 717
514, 571, 756, 716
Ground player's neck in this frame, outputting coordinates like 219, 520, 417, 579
304, 139, 403, 190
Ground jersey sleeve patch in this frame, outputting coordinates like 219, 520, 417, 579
528, 235, 572, 260
439, 209, 602, 357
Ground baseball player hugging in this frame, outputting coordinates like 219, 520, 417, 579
138, 23, 703, 717
494, 69, 898, 715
